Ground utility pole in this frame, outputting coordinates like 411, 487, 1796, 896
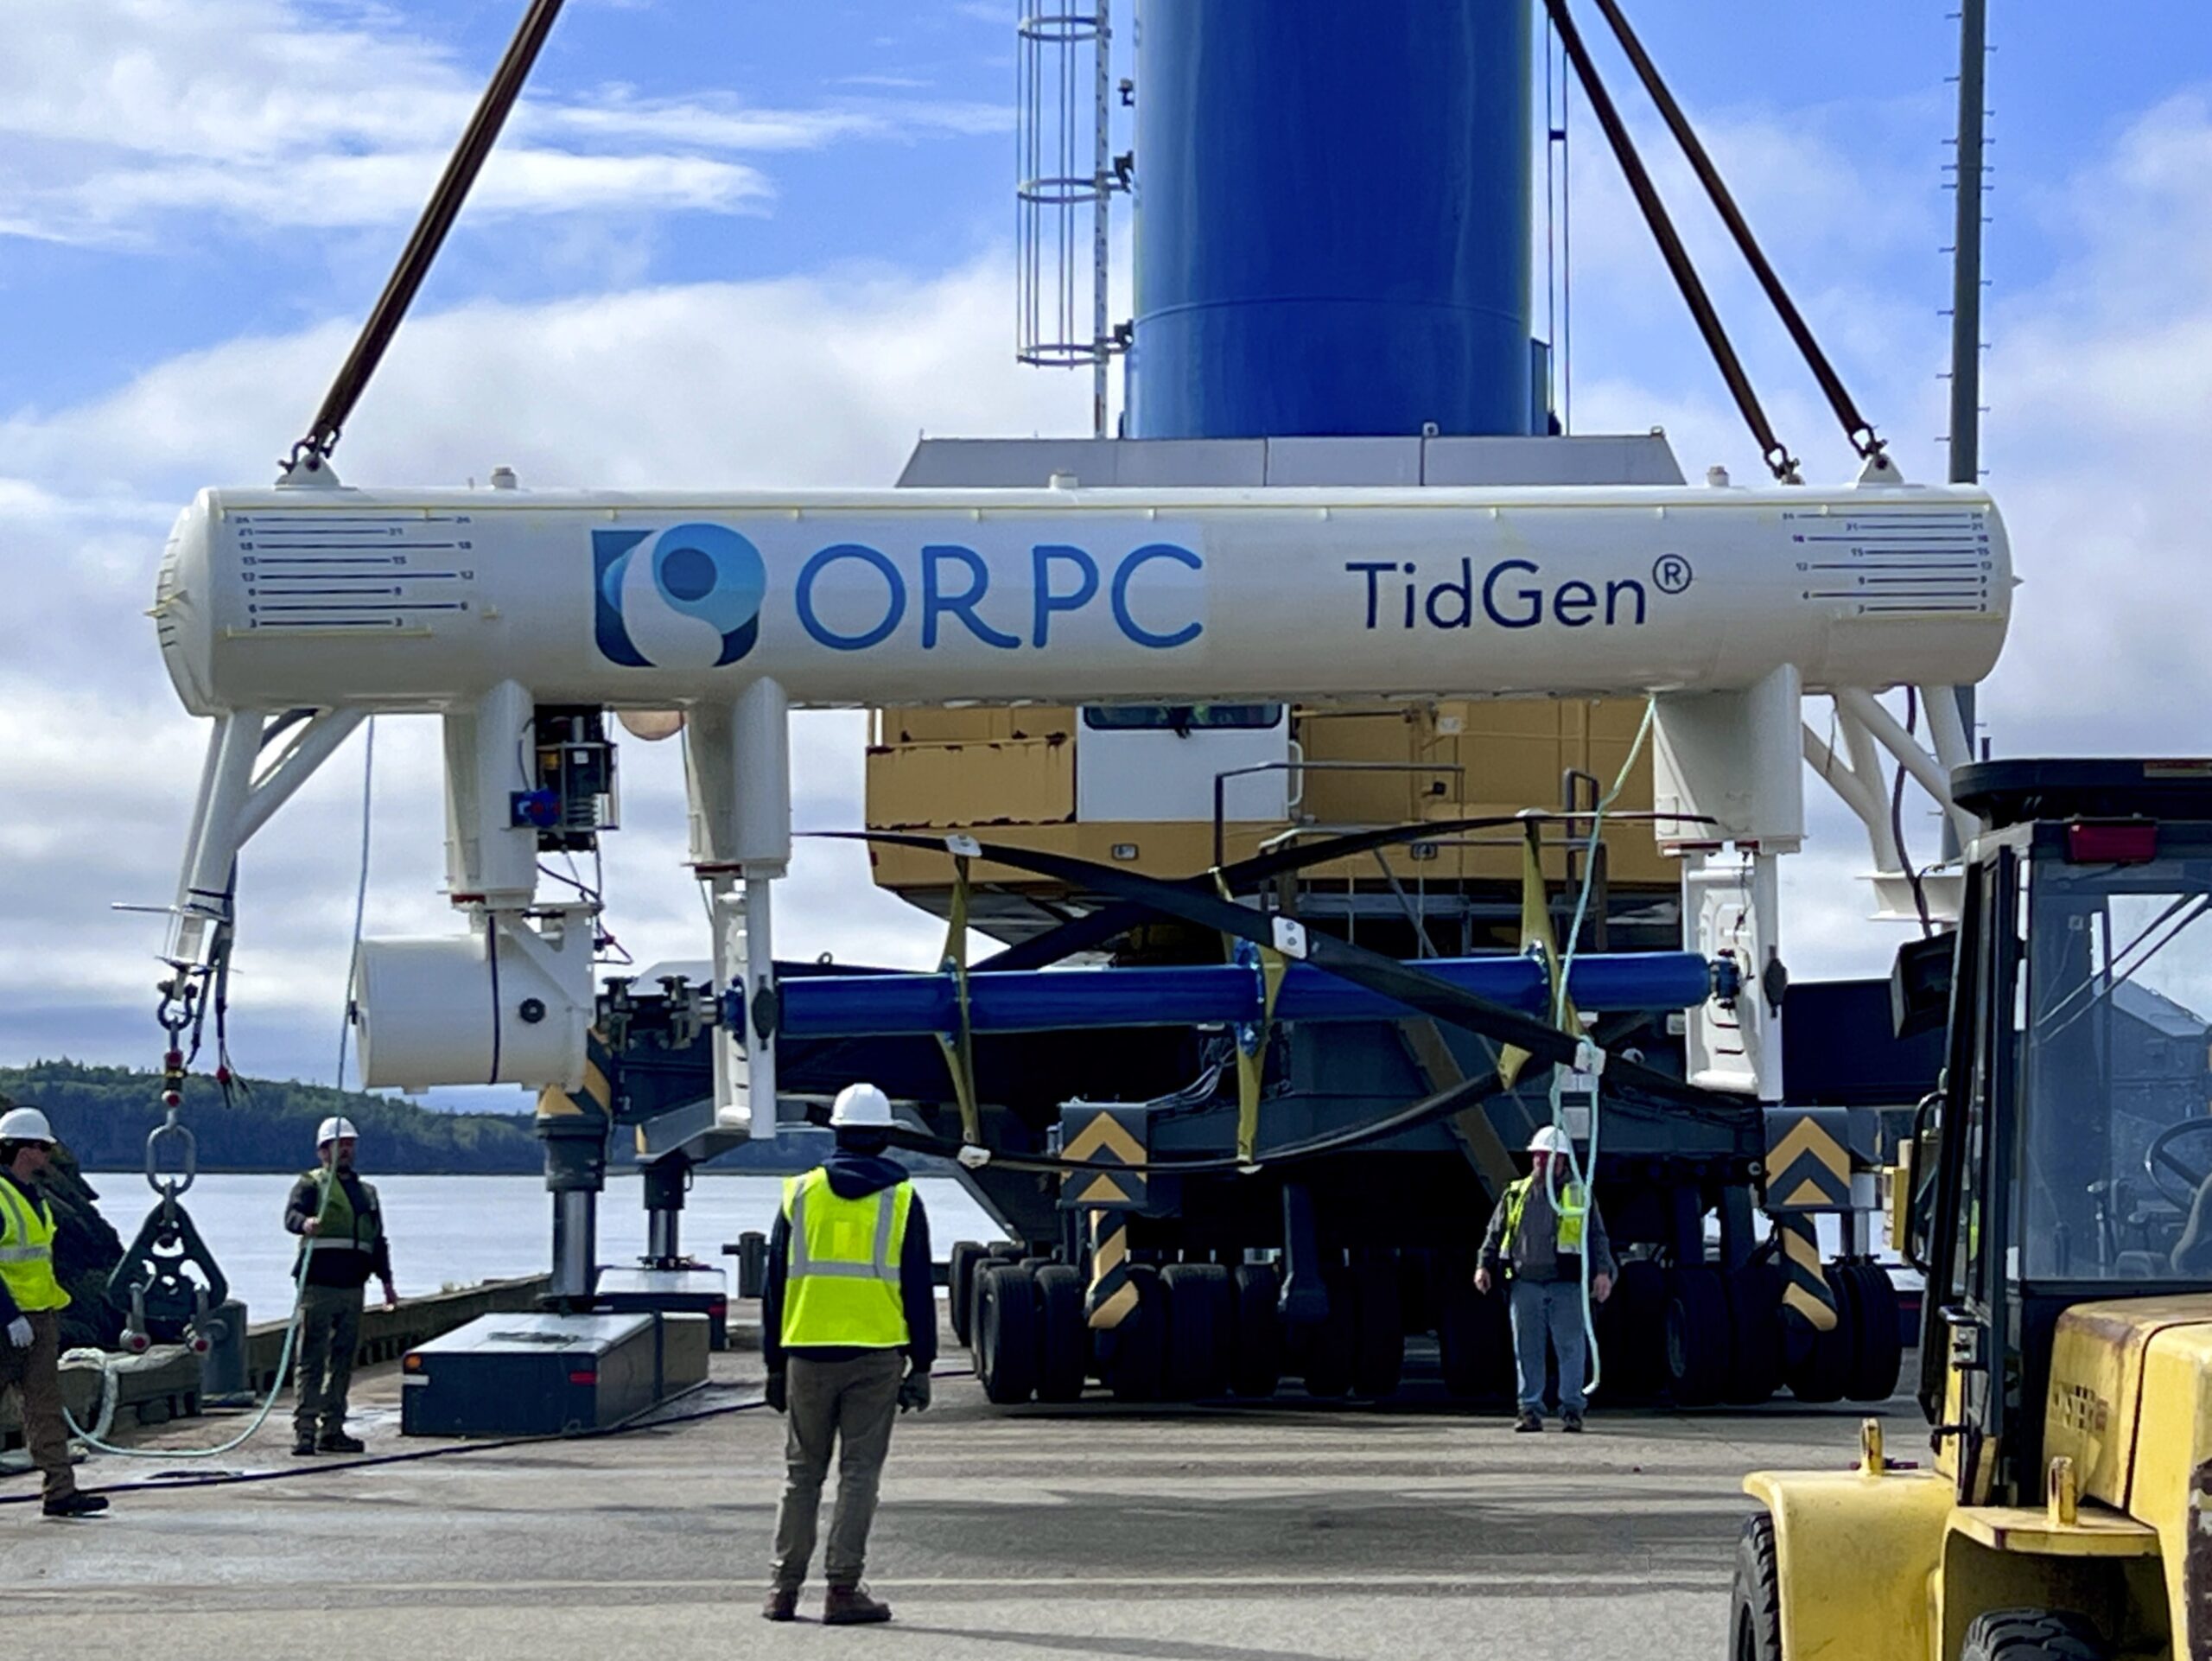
1948, 0, 1987, 489
1945, 0, 1989, 837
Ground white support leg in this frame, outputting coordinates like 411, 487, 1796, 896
166, 710, 265, 965
1835, 687, 1979, 854
1837, 703, 1906, 873
688, 679, 791, 1142
1682, 850, 1786, 1103
738, 873, 777, 1141
232, 709, 365, 847
442, 679, 538, 908
1922, 683, 1974, 782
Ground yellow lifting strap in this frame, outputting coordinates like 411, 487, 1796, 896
1499, 818, 1581, 1090
934, 852, 983, 1146
1216, 872, 1287, 1167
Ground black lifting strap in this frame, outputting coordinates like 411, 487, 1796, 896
284, 0, 568, 474
1587, 0, 1886, 463
813, 829, 1743, 1118
778, 810, 1672, 1092
975, 808, 1697, 975
1541, 0, 1801, 484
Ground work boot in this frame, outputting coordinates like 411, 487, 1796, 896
1561, 1410, 1586, 1435
43, 1492, 110, 1518
761, 1584, 800, 1622
317, 1430, 366, 1454
292, 1431, 318, 1456
1513, 1410, 1543, 1433
823, 1583, 893, 1626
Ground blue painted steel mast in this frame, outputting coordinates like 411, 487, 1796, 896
1126, 0, 1536, 440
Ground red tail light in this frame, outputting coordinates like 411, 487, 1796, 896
2066, 821, 2158, 864
568, 1369, 598, 1385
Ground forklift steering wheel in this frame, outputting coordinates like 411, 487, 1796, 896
2144, 1119, 2212, 1211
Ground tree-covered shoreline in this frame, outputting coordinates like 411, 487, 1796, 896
2, 1060, 540, 1174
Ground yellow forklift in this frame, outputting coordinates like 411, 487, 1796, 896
1734, 760, 2212, 1659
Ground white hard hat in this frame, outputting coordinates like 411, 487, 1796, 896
0, 1107, 55, 1144
316, 1117, 360, 1148
829, 1083, 894, 1129
1528, 1124, 1570, 1155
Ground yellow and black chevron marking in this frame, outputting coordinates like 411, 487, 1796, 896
1059, 1105, 1148, 1209
1775, 1213, 1839, 1333
1086, 1209, 1137, 1330
1764, 1109, 1853, 1210
536, 1028, 617, 1125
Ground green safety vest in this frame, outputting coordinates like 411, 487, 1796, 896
302, 1169, 385, 1258
0, 1179, 68, 1314
779, 1168, 912, 1350
1500, 1174, 1588, 1257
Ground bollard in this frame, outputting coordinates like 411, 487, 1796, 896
723, 1231, 771, 1299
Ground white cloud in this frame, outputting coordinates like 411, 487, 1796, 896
0, 254, 1081, 1089
0, 0, 1007, 244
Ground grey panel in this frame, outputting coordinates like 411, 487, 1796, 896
1421, 434, 1687, 486
899, 433, 1687, 490
896, 438, 1264, 488
1264, 437, 1423, 486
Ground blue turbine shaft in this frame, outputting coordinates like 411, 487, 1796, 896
774, 953, 1715, 1039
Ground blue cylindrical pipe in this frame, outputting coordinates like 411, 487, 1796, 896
768, 952, 1716, 1040
1127, 0, 1535, 440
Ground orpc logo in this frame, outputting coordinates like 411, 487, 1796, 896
594, 524, 766, 669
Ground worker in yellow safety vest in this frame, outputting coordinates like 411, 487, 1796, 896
760, 1082, 936, 1627
282, 1117, 397, 1457
1476, 1124, 1616, 1434
0, 1107, 108, 1518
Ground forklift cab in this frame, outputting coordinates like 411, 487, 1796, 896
1908, 760, 2212, 1505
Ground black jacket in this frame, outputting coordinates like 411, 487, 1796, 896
762, 1151, 935, 1373
283, 1170, 394, 1290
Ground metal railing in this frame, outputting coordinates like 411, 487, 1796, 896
1211, 760, 1465, 871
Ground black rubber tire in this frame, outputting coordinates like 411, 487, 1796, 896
1228, 1263, 1284, 1398
988, 1241, 1026, 1263
1350, 1257, 1405, 1399
1160, 1263, 1233, 1401
1439, 1274, 1513, 1400
1103, 1264, 1166, 1403
1785, 1262, 1853, 1404
1033, 1263, 1089, 1403
1729, 1511, 1782, 1661
976, 1262, 1039, 1405
1843, 1263, 1904, 1403
1297, 1269, 1357, 1399
947, 1241, 988, 1349
1664, 1264, 1733, 1407
1959, 1608, 2114, 1661
1599, 1258, 1667, 1402
1725, 1263, 1786, 1405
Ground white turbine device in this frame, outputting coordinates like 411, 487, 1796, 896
149, 468, 2011, 1128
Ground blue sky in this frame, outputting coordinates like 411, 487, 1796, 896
14, 2, 2212, 427
4, 1, 2212, 1096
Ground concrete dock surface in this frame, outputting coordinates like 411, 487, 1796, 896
3, 1327, 1909, 1661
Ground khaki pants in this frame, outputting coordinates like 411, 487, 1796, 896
293, 1283, 363, 1438
1, 1309, 76, 1501
771, 1351, 905, 1590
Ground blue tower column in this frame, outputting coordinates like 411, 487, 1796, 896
1128, 0, 1535, 440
